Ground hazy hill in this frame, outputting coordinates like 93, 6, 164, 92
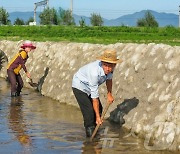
105, 10, 178, 27
9, 11, 40, 24
9, 10, 178, 27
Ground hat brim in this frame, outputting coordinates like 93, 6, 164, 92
97, 56, 123, 64
21, 45, 36, 49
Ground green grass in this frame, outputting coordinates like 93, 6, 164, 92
0, 25, 180, 46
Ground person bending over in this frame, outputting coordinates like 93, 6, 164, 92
7, 40, 36, 97
72, 49, 122, 137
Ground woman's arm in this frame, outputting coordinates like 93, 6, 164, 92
19, 55, 31, 78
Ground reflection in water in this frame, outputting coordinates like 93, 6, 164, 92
82, 141, 102, 154
9, 97, 31, 146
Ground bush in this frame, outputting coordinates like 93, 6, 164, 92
0, 50, 7, 70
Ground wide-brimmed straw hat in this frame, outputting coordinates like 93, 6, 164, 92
97, 50, 122, 64
21, 40, 36, 49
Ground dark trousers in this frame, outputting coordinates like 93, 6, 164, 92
7, 70, 23, 94
72, 87, 103, 128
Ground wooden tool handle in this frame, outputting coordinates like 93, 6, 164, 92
90, 102, 110, 141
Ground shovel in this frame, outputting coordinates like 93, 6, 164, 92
28, 78, 38, 87
90, 101, 111, 141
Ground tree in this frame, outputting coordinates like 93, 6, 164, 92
14, 18, 25, 25
39, 7, 58, 25
90, 13, 103, 26
26, 17, 34, 25
137, 18, 146, 27
137, 11, 158, 27
0, 7, 10, 25
58, 8, 75, 25
79, 17, 86, 27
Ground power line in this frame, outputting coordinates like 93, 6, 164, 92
3, 6, 178, 13
2, 6, 179, 19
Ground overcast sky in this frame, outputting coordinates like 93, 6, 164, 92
1, 0, 179, 19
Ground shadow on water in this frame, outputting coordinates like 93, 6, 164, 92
37, 67, 49, 93
108, 97, 139, 126
0, 78, 178, 154
28, 67, 49, 92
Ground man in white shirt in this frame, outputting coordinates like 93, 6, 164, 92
72, 49, 122, 137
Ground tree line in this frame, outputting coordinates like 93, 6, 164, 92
0, 7, 159, 27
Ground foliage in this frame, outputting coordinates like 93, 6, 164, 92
137, 18, 146, 27
58, 8, 75, 26
79, 17, 86, 27
26, 17, 34, 25
39, 7, 58, 25
0, 7, 10, 25
0, 50, 7, 71
90, 13, 103, 26
0, 26, 180, 46
137, 11, 158, 27
14, 18, 25, 25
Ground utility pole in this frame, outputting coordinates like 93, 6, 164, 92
70, 0, 73, 16
179, 5, 180, 27
33, 0, 48, 25
47, 0, 49, 7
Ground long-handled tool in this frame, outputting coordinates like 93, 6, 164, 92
90, 102, 111, 141
28, 78, 38, 87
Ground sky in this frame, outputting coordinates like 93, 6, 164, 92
0, 0, 179, 19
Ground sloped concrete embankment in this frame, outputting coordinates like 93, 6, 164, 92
0, 40, 179, 151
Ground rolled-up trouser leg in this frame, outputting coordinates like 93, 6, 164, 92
72, 87, 103, 129
7, 70, 17, 95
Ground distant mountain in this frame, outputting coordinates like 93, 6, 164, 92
9, 10, 178, 27
9, 11, 40, 24
73, 14, 91, 25
105, 10, 178, 27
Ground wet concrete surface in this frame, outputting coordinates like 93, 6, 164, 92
0, 78, 177, 154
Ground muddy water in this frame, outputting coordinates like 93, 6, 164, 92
0, 78, 175, 154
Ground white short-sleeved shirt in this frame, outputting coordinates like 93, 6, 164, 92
72, 60, 113, 98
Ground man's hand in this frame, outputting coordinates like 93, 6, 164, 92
106, 79, 114, 104
96, 116, 103, 125
107, 92, 114, 104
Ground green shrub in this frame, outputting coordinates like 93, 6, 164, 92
0, 25, 179, 46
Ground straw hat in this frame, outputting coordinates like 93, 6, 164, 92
21, 40, 36, 49
97, 50, 122, 64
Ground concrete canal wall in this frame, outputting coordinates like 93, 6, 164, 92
0, 40, 179, 150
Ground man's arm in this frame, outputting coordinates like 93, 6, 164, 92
106, 79, 114, 103
92, 98, 102, 125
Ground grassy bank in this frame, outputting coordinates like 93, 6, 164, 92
0, 25, 180, 46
